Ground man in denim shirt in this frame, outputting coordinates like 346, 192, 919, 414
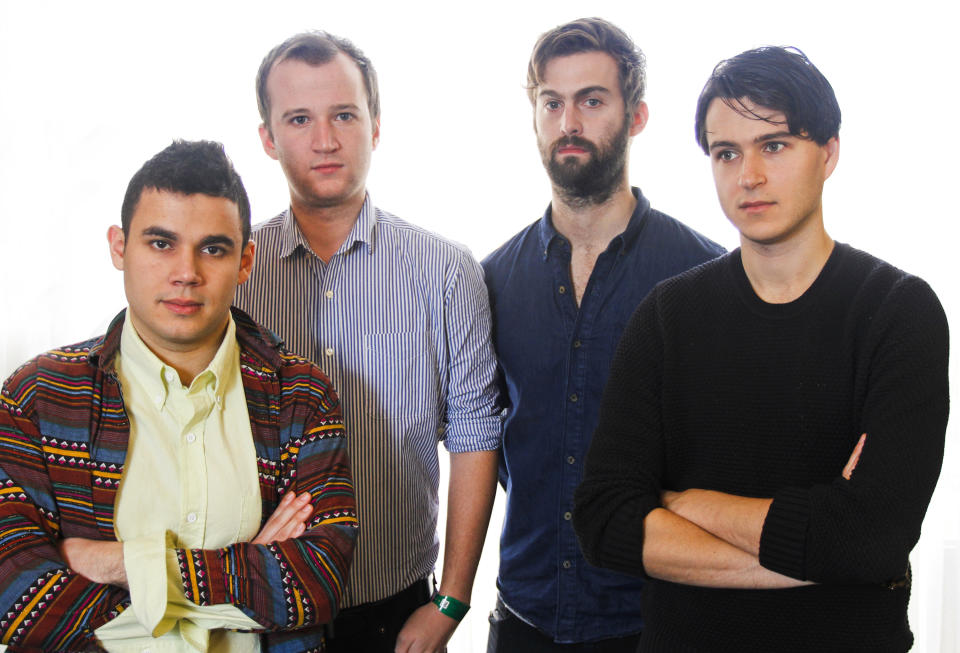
483, 18, 724, 651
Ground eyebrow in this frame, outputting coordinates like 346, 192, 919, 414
707, 130, 795, 151
141, 226, 177, 241
140, 227, 236, 249
538, 85, 612, 101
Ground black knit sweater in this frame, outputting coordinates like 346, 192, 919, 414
574, 243, 949, 652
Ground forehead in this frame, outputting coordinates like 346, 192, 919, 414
267, 53, 368, 115
539, 50, 621, 96
705, 97, 788, 142
130, 189, 242, 238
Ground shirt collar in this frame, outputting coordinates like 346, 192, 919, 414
278, 192, 377, 259
118, 309, 238, 411
536, 187, 651, 261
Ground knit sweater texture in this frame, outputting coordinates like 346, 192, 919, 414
574, 243, 949, 652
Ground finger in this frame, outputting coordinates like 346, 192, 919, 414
275, 503, 314, 542
842, 433, 867, 480
253, 492, 308, 544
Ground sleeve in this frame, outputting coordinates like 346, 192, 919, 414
173, 367, 357, 632
573, 293, 666, 578
0, 394, 127, 652
759, 277, 950, 584
440, 250, 502, 454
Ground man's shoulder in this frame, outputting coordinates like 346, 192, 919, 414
373, 207, 474, 262
640, 206, 726, 258
481, 219, 542, 274
2, 333, 106, 411
248, 211, 288, 249
837, 244, 943, 319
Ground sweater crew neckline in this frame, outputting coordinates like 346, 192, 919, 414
729, 243, 848, 319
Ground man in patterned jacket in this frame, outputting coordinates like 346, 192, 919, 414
0, 140, 356, 652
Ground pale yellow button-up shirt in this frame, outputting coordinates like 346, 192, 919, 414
94, 313, 264, 652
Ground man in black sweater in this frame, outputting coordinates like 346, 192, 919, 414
573, 46, 949, 652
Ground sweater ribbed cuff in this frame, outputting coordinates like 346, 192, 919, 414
598, 495, 661, 577
758, 487, 810, 580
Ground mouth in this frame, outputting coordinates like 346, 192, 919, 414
162, 299, 203, 315
557, 145, 588, 156
312, 162, 343, 174
740, 201, 776, 213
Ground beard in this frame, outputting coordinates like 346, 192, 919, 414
541, 115, 631, 207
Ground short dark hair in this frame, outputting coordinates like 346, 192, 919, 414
527, 17, 646, 114
694, 46, 841, 154
256, 30, 379, 131
120, 140, 251, 245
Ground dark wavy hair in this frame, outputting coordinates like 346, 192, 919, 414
526, 17, 646, 114
120, 140, 251, 245
694, 46, 841, 154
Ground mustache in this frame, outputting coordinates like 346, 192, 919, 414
551, 136, 598, 157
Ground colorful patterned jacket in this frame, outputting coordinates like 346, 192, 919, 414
0, 308, 357, 652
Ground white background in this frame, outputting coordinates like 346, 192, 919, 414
1, 1, 957, 650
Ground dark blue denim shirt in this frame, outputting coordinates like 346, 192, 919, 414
482, 189, 724, 643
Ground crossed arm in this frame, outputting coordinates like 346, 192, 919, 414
642, 435, 865, 588
57, 489, 317, 588
0, 398, 356, 651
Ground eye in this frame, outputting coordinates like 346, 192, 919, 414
544, 100, 561, 111
583, 98, 601, 108
763, 142, 786, 153
149, 239, 172, 251
290, 115, 309, 126
334, 112, 355, 122
714, 150, 739, 162
202, 245, 226, 257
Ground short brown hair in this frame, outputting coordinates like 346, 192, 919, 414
256, 31, 380, 131
526, 17, 646, 113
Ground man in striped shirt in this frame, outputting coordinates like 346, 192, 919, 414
0, 139, 357, 651
234, 31, 502, 653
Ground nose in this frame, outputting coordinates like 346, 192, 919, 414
171, 250, 201, 285
560, 106, 582, 137
738, 153, 765, 189
311, 120, 339, 153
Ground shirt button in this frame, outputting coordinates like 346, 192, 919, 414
562, 560, 572, 569
569, 393, 578, 402
558, 285, 567, 294
564, 511, 572, 521
163, 369, 176, 383
186, 512, 198, 523
325, 347, 334, 357
186, 433, 196, 444
573, 340, 581, 348
567, 456, 575, 464
325, 290, 334, 299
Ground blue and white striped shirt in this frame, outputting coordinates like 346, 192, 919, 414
234, 194, 501, 606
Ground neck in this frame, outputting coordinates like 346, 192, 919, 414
290, 192, 365, 262
128, 315, 226, 386
740, 227, 835, 304
550, 182, 636, 249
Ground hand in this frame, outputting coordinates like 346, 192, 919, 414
58, 538, 127, 588
394, 601, 458, 653
661, 489, 683, 511
842, 433, 867, 480
252, 491, 313, 544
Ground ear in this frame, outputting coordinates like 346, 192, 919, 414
236, 240, 256, 286
629, 101, 649, 137
107, 225, 126, 271
822, 136, 840, 180
371, 117, 381, 150
259, 123, 279, 160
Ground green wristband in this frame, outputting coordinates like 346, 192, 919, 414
432, 594, 470, 621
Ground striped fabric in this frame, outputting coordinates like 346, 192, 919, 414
234, 195, 501, 607
0, 308, 357, 652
